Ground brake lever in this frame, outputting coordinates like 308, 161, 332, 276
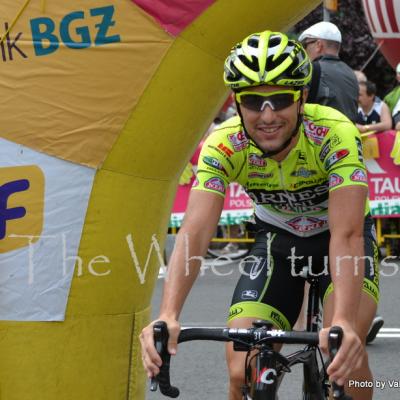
150, 321, 180, 398
328, 326, 352, 400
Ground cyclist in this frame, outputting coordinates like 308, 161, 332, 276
140, 31, 378, 400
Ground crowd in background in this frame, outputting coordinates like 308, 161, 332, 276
355, 64, 400, 133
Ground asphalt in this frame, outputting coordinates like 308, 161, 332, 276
146, 257, 400, 400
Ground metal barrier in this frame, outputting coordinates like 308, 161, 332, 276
376, 218, 400, 256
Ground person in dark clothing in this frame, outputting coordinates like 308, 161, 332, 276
299, 21, 359, 122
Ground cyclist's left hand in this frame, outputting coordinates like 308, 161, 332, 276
319, 322, 363, 386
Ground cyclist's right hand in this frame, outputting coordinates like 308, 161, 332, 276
139, 317, 181, 378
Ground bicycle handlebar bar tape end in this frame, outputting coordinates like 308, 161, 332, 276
152, 321, 180, 398
328, 326, 353, 400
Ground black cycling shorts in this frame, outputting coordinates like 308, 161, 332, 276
228, 216, 379, 330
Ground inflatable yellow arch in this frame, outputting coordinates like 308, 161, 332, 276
0, 0, 319, 398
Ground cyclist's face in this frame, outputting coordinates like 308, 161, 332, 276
238, 85, 304, 156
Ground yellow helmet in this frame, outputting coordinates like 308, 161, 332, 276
224, 31, 312, 90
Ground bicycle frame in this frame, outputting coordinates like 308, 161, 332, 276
240, 275, 326, 399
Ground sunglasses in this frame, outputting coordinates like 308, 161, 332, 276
235, 90, 301, 112
302, 39, 317, 49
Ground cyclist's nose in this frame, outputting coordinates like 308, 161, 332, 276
259, 103, 276, 122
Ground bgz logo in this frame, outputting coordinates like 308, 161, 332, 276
30, 5, 121, 56
0, 6, 120, 62
0, 166, 45, 253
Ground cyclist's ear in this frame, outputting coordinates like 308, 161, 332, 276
302, 88, 309, 106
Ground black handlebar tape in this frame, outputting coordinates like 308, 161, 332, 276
328, 326, 352, 400
151, 321, 180, 398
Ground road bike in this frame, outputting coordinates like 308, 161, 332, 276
149, 272, 352, 399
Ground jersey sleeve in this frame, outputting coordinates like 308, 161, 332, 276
318, 121, 368, 192
192, 123, 243, 198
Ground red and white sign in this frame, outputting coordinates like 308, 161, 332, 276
366, 130, 400, 217
362, 0, 400, 68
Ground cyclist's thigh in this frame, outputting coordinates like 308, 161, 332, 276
320, 217, 379, 336
228, 225, 312, 331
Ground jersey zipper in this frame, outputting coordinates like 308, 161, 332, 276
277, 162, 286, 190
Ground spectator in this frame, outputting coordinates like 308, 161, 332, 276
354, 69, 367, 84
299, 21, 359, 122
395, 117, 400, 131
356, 80, 392, 133
299, 22, 384, 343
384, 63, 400, 129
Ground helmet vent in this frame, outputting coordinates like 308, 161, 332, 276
239, 54, 260, 72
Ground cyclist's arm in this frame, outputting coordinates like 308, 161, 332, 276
159, 189, 224, 319
140, 189, 224, 377
322, 185, 367, 384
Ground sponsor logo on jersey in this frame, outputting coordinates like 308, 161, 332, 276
218, 143, 233, 157
290, 177, 327, 189
249, 153, 266, 167
286, 216, 327, 233
330, 134, 342, 147
329, 173, 344, 189
203, 156, 227, 175
204, 177, 225, 194
324, 149, 349, 169
247, 184, 329, 208
319, 135, 343, 162
291, 167, 317, 178
248, 172, 273, 179
272, 203, 326, 214
355, 137, 364, 162
350, 169, 367, 183
241, 290, 258, 300
207, 145, 235, 169
247, 182, 280, 190
319, 139, 331, 161
228, 131, 249, 151
303, 119, 330, 144
217, 142, 234, 157
297, 151, 307, 164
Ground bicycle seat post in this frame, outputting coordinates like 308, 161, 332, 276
305, 269, 321, 333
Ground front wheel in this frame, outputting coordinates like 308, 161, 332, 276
302, 354, 329, 400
